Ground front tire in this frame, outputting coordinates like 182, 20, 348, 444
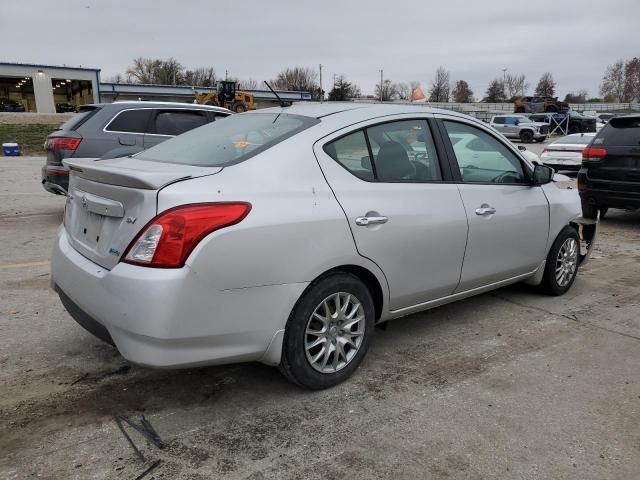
279, 272, 375, 389
540, 227, 580, 296
520, 130, 534, 143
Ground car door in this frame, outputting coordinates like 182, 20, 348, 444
144, 108, 214, 148
503, 116, 520, 138
491, 116, 507, 135
102, 108, 151, 152
314, 117, 468, 311
437, 117, 549, 291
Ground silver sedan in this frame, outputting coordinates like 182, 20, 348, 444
51, 104, 597, 389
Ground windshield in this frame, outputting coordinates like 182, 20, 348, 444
136, 112, 319, 167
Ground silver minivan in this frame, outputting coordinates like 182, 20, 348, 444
51, 104, 597, 389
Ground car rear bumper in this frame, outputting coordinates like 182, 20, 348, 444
578, 170, 640, 208
51, 227, 307, 368
41, 165, 69, 194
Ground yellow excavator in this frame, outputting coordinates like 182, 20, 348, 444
194, 81, 256, 113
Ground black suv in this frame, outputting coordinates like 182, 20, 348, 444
529, 111, 596, 135
42, 101, 230, 194
578, 115, 640, 218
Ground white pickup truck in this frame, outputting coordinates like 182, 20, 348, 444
490, 114, 549, 143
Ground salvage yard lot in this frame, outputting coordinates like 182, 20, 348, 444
1, 157, 639, 479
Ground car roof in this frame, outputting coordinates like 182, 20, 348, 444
255, 102, 474, 120
82, 101, 231, 113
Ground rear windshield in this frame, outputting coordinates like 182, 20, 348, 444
592, 117, 640, 147
554, 134, 595, 145
59, 105, 101, 131
136, 112, 319, 167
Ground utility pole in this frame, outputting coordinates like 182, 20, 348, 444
502, 68, 507, 99
319, 64, 323, 103
225, 70, 229, 81
379, 69, 383, 102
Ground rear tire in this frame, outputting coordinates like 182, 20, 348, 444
540, 227, 580, 296
279, 272, 375, 389
520, 130, 534, 143
599, 207, 608, 219
569, 125, 580, 134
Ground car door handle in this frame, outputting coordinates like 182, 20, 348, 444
355, 215, 388, 226
475, 205, 496, 216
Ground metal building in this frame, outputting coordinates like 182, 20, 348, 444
0, 62, 101, 113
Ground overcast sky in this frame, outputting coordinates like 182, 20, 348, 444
2, 0, 638, 98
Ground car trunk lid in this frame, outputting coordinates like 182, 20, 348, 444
63, 157, 222, 269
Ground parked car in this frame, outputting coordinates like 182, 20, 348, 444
514, 96, 568, 114
0, 98, 26, 112
528, 111, 597, 135
490, 114, 549, 143
51, 104, 597, 389
56, 103, 76, 113
540, 133, 596, 171
42, 101, 230, 195
578, 115, 640, 219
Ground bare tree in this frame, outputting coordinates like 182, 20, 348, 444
428, 67, 450, 102
395, 82, 411, 100
452, 80, 474, 102
623, 57, 640, 102
125, 57, 185, 85
183, 67, 216, 87
564, 90, 588, 103
105, 73, 125, 84
534, 72, 556, 97
375, 79, 398, 101
409, 81, 421, 90
273, 67, 319, 93
484, 78, 505, 102
504, 73, 529, 98
600, 61, 626, 101
238, 78, 259, 90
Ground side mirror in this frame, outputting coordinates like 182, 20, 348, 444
533, 164, 554, 185
517, 145, 526, 152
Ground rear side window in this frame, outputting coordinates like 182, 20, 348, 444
136, 113, 319, 167
59, 105, 101, 131
493, 117, 505, 125
324, 119, 442, 182
152, 110, 210, 136
105, 109, 151, 134
593, 117, 640, 147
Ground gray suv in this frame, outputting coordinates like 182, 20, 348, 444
490, 114, 549, 143
42, 101, 230, 194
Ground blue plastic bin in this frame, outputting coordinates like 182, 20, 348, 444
3, 143, 20, 156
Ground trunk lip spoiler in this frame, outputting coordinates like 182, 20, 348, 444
62, 158, 222, 190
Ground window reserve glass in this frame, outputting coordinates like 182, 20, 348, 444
59, 105, 101, 131
105, 109, 151, 134
153, 110, 210, 136
324, 119, 442, 182
444, 121, 526, 184
553, 134, 595, 145
137, 113, 319, 167
592, 117, 640, 147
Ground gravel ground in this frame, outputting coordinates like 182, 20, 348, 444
1, 156, 639, 480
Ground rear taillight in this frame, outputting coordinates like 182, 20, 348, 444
45, 165, 69, 176
582, 147, 607, 162
122, 203, 251, 268
47, 137, 82, 151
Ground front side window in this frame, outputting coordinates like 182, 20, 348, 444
137, 113, 318, 167
324, 119, 442, 182
153, 110, 210, 136
105, 109, 151, 133
444, 121, 526, 184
